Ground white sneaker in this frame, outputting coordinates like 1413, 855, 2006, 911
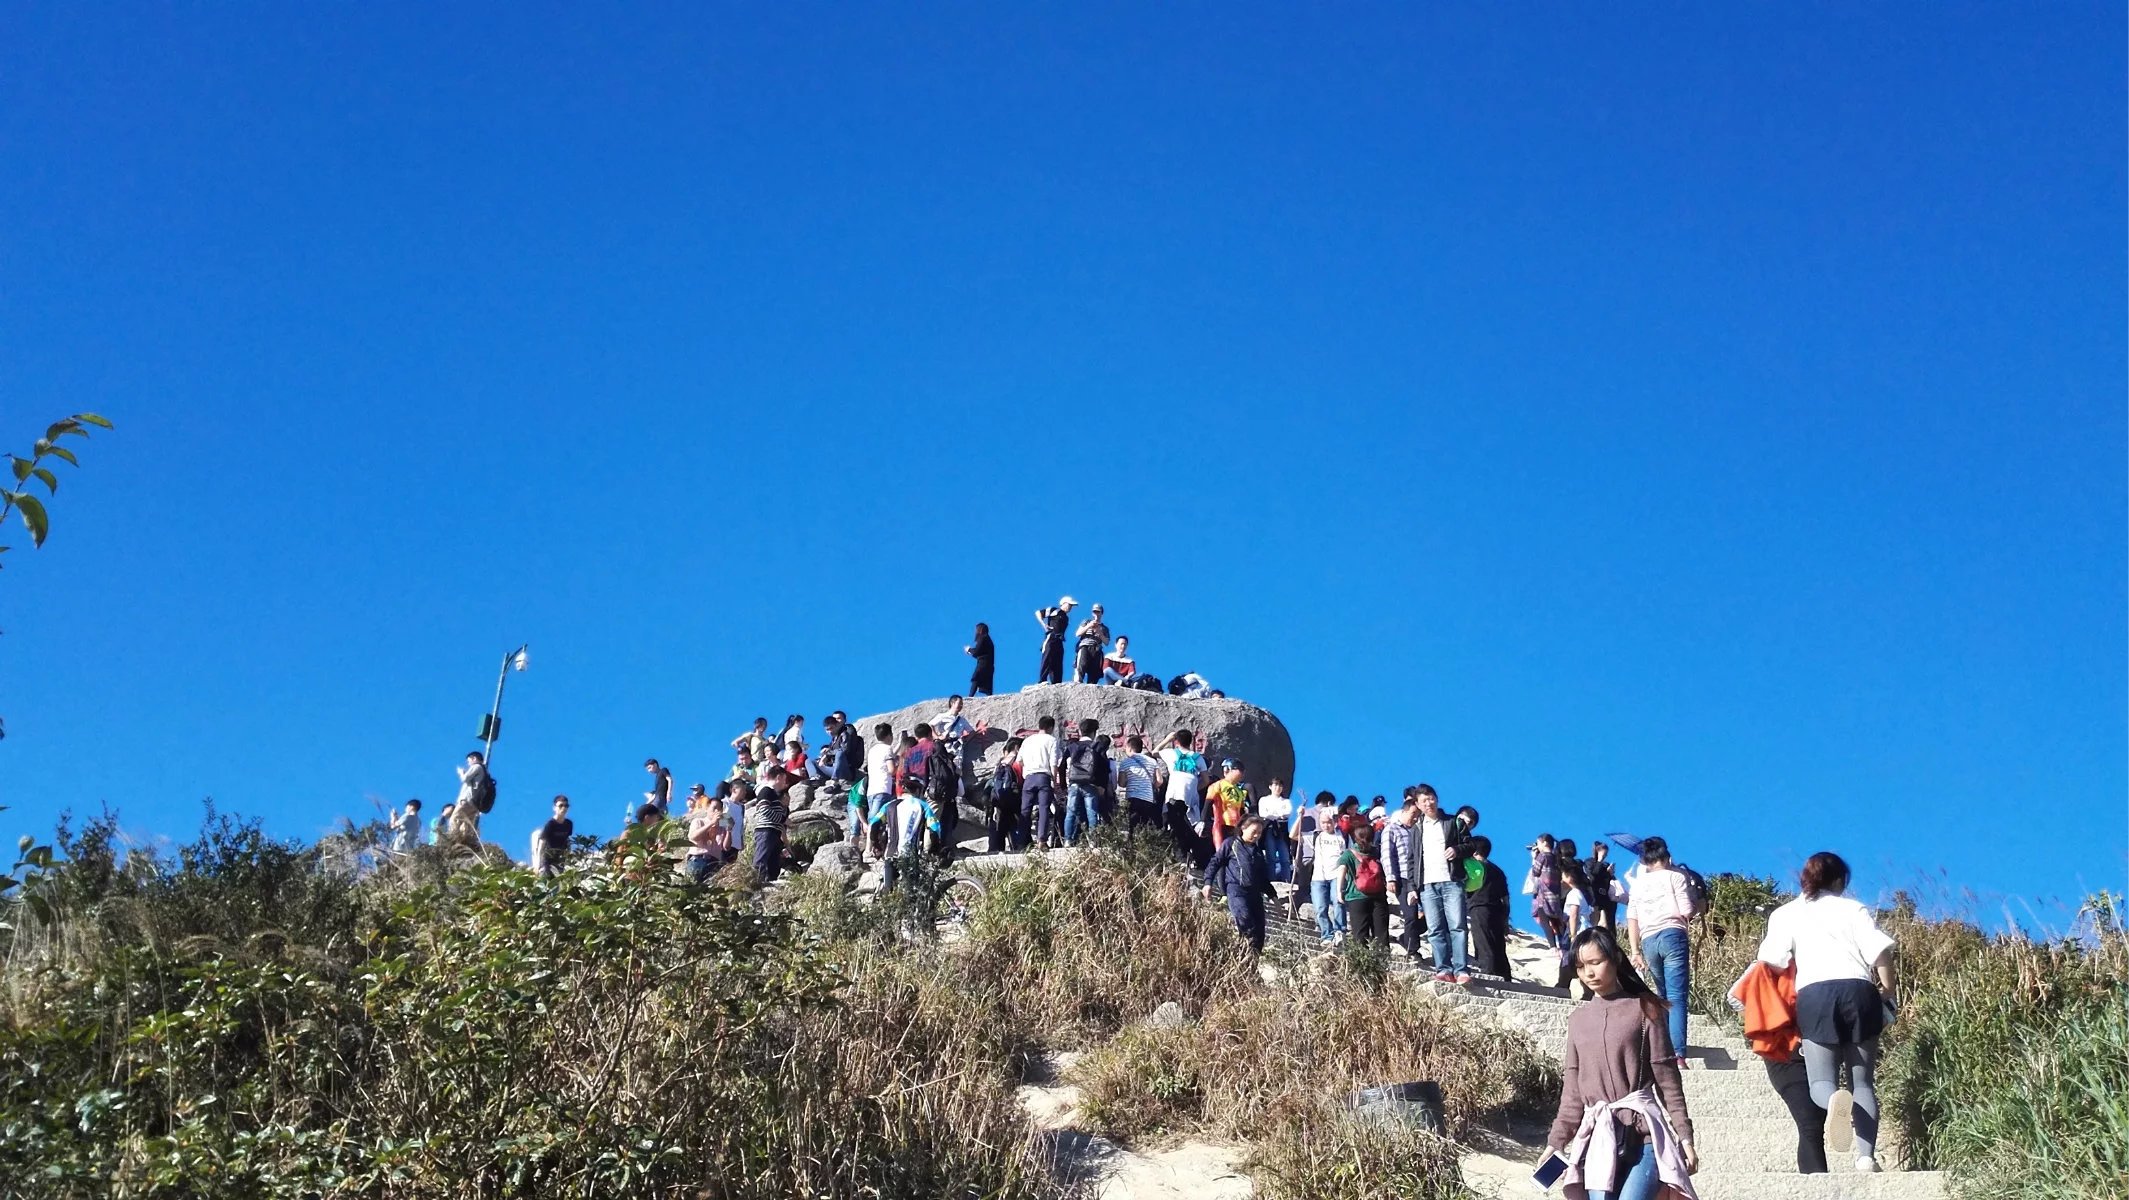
1855, 1155, 1881, 1174
1389, 945, 1410, 958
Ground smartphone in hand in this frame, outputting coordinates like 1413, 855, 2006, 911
1532, 1150, 1570, 1190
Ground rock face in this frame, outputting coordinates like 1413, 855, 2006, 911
848, 684, 1295, 796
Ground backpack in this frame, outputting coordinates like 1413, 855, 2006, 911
472, 771, 497, 814
988, 763, 1018, 811
1353, 851, 1386, 897
925, 749, 959, 807
1678, 863, 1710, 916
1064, 738, 1103, 784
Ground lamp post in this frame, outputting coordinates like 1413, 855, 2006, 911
478, 644, 530, 766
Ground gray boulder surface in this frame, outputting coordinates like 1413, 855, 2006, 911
848, 684, 1295, 797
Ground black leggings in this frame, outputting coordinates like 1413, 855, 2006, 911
1769, 1057, 1828, 1173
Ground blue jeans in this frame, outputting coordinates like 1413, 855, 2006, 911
1262, 827, 1292, 882
1421, 880, 1467, 975
1064, 783, 1102, 844
1585, 1135, 1657, 1200
1642, 928, 1692, 1058
852, 793, 888, 852
1311, 878, 1347, 939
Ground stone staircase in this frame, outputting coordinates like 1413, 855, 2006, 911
1422, 979, 1950, 1200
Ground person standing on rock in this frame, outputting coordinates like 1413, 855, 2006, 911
1307, 791, 1349, 942
1034, 597, 1076, 685
1256, 777, 1294, 883
1415, 785, 1473, 983
1018, 715, 1061, 848
965, 621, 995, 696
859, 723, 897, 865
1073, 603, 1110, 684
453, 751, 491, 840
1548, 927, 1700, 1197
748, 769, 790, 884
1203, 816, 1276, 954
643, 758, 674, 817
929, 695, 983, 795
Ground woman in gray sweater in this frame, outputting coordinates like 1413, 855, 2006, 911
1549, 927, 1701, 1200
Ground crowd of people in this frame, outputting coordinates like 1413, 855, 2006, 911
373, 593, 1903, 1192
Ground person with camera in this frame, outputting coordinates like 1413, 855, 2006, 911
1073, 603, 1110, 684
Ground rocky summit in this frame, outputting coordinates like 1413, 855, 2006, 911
851, 684, 1296, 795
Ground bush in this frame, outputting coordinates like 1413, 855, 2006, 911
0, 816, 1064, 1200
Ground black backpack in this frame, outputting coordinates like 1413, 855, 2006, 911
924, 744, 959, 806
472, 772, 498, 814
988, 762, 1019, 811
1065, 738, 1103, 784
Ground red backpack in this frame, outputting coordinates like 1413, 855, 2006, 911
1354, 851, 1386, 897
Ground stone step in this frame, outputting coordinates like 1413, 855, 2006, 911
1688, 1170, 1948, 1200
1689, 1117, 1906, 1174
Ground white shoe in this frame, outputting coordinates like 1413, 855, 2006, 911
1389, 945, 1410, 958
1855, 1155, 1881, 1174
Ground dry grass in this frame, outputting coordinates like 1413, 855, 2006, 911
1069, 953, 1556, 1145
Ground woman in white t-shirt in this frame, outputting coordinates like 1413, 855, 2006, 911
1757, 851, 1898, 1173
1255, 777, 1294, 883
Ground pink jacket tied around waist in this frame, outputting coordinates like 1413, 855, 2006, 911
1560, 1086, 1698, 1200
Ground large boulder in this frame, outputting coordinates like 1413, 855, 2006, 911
848, 684, 1295, 796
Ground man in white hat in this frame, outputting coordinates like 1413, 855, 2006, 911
1034, 595, 1077, 685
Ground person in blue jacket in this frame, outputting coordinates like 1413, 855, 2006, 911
1203, 816, 1277, 953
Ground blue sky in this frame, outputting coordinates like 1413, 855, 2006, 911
3, 4, 2121, 927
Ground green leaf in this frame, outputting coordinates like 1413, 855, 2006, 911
75, 412, 113, 429
43, 445, 77, 466
14, 492, 47, 547
31, 438, 50, 456
8, 457, 27, 482
31, 468, 56, 494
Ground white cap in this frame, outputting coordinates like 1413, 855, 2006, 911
1059, 595, 1078, 606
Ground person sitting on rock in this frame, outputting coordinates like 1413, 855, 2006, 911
1203, 816, 1276, 954
731, 716, 773, 763
1073, 604, 1110, 683
1101, 635, 1137, 685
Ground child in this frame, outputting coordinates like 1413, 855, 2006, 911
428, 802, 455, 846
884, 773, 936, 891
1204, 759, 1249, 853
1203, 816, 1276, 953
1464, 835, 1513, 978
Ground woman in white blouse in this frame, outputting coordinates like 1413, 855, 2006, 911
1756, 851, 1898, 1174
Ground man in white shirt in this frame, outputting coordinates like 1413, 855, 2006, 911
1017, 715, 1061, 848
1414, 784, 1470, 983
858, 722, 898, 864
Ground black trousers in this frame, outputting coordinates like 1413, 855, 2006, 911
970, 662, 994, 696
1226, 892, 1266, 952
932, 800, 959, 862
1022, 772, 1058, 847
1127, 797, 1160, 839
752, 827, 785, 884
1074, 645, 1102, 683
1289, 857, 1314, 919
1397, 881, 1423, 954
989, 791, 1019, 853
1768, 1058, 1829, 1173
1468, 903, 1509, 978
1346, 895, 1390, 946
1038, 640, 1064, 685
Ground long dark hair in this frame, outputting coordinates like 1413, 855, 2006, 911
973, 621, 990, 642
1569, 927, 1669, 1024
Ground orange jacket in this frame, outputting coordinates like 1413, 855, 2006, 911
1731, 960, 1801, 1062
